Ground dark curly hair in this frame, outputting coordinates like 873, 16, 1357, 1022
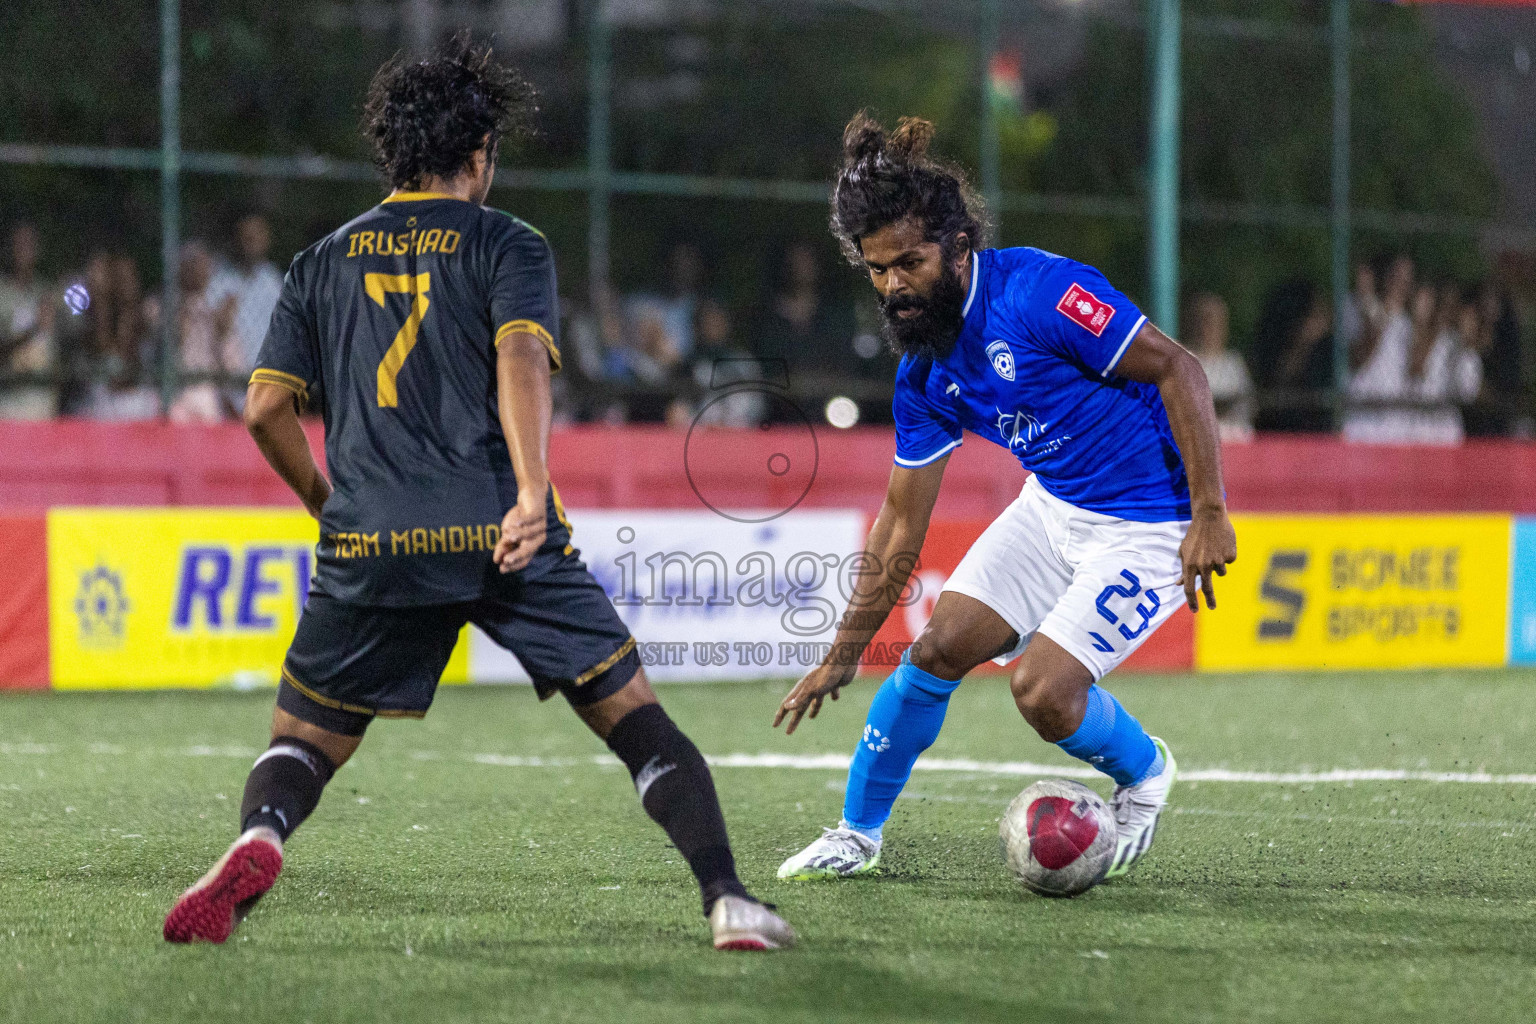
830, 112, 987, 266
363, 36, 538, 191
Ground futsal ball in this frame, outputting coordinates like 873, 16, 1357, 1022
999, 779, 1117, 897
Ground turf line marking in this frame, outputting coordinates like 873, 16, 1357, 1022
471, 754, 589, 768
891, 795, 1536, 831
4, 744, 1536, 786
1170, 806, 1536, 831
703, 753, 1536, 786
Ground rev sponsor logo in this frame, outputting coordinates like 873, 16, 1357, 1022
1056, 283, 1114, 337
172, 545, 312, 632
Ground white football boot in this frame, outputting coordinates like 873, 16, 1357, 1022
1104, 737, 1176, 879
776, 826, 881, 880
709, 895, 797, 951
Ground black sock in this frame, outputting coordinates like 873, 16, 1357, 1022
239, 736, 336, 842
605, 704, 751, 915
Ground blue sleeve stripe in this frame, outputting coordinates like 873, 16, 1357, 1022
893, 437, 961, 468
1100, 314, 1147, 377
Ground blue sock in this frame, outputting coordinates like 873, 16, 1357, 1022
1055, 684, 1161, 787
841, 658, 960, 839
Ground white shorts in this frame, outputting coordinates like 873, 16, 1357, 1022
941, 475, 1188, 680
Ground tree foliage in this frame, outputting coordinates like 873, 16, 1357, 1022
0, 0, 1502, 342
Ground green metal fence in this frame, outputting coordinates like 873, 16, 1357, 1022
2, 0, 1531, 416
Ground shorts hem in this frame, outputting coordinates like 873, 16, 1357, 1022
281, 666, 429, 720
532, 637, 641, 706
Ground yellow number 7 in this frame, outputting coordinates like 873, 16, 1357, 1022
365, 272, 431, 408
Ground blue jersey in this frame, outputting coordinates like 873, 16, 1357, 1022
892, 247, 1189, 522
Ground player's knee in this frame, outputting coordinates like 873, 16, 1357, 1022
1009, 669, 1078, 741
909, 621, 975, 681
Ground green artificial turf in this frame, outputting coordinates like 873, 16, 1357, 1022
4, 672, 1536, 1023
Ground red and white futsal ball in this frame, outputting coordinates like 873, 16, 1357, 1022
999, 779, 1117, 897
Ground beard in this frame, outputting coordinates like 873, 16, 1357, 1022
878, 259, 968, 361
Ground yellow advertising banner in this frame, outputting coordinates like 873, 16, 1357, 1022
47, 508, 468, 689
1196, 515, 1510, 671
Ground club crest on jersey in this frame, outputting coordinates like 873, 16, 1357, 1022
1057, 282, 1115, 337
985, 339, 1016, 382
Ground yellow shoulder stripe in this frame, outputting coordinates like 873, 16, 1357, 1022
250, 369, 310, 410
495, 319, 561, 371
381, 191, 467, 204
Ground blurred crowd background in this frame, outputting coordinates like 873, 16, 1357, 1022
1, 0, 1532, 441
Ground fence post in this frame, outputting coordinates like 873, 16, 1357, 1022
587, 0, 612, 315
979, 0, 1001, 241
1147, 0, 1180, 337
1331, 0, 1352, 416
159, 0, 181, 416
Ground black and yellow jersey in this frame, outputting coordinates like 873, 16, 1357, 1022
252, 192, 561, 606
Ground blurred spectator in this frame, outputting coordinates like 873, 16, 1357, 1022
1343, 254, 1415, 443
625, 308, 685, 386
86, 256, 159, 421
1465, 282, 1525, 436
1408, 281, 1476, 445
751, 241, 864, 376
564, 284, 680, 423
1251, 278, 1335, 433
672, 299, 766, 429
54, 251, 112, 416
208, 212, 283, 374
624, 242, 701, 364
147, 241, 241, 423
0, 224, 58, 419
1339, 260, 1381, 354
1452, 285, 1488, 404
566, 286, 629, 382
1182, 291, 1253, 441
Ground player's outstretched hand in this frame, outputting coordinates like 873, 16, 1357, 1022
1179, 505, 1237, 611
774, 661, 858, 735
495, 496, 547, 574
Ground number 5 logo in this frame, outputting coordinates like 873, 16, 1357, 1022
1257, 550, 1307, 640
366, 272, 432, 407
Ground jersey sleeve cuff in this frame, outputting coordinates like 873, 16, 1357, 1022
249, 368, 310, 411
495, 319, 561, 372
1100, 314, 1147, 377
893, 437, 961, 468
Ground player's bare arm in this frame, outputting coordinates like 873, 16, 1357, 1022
243, 380, 331, 519
492, 329, 552, 574
1113, 323, 1237, 610
774, 455, 948, 734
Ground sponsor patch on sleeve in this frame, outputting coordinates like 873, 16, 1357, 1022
1056, 283, 1115, 337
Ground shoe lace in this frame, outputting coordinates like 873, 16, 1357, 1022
817, 826, 874, 859
1113, 781, 1159, 826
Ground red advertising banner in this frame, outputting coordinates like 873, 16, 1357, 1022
0, 513, 49, 688
860, 519, 1194, 677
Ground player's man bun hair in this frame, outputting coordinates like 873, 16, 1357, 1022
363, 34, 538, 191
830, 111, 986, 266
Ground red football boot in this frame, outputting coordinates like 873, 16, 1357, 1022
163, 828, 283, 943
